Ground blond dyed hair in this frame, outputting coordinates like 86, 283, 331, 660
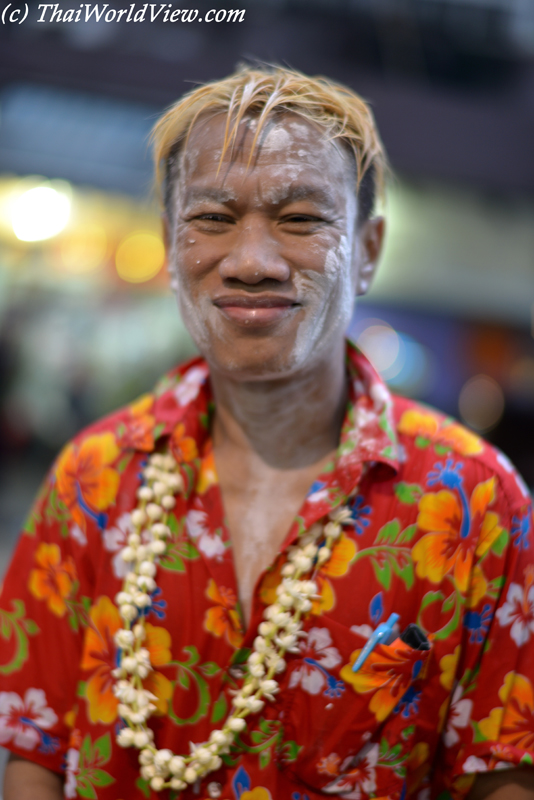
152, 63, 388, 220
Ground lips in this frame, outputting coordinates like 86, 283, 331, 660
213, 295, 299, 326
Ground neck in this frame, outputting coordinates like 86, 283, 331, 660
209, 341, 348, 470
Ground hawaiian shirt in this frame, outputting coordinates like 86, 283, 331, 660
1, 341, 533, 800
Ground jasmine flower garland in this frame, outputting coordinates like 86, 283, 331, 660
112, 451, 352, 793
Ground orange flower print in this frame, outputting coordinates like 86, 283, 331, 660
170, 423, 198, 463
55, 432, 120, 532
317, 752, 342, 777
117, 394, 156, 451
204, 579, 243, 649
260, 534, 355, 616
398, 409, 483, 456
341, 639, 425, 722
81, 596, 121, 724
412, 490, 473, 593
28, 543, 77, 617
196, 449, 217, 495
81, 596, 172, 723
478, 672, 534, 750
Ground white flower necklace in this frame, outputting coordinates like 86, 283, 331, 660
112, 450, 352, 793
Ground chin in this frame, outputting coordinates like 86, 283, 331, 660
204, 339, 307, 382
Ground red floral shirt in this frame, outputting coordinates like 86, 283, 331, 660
1, 342, 533, 800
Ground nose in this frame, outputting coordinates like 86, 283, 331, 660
218, 217, 291, 284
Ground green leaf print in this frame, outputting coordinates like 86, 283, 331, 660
0, 599, 40, 675
167, 646, 213, 726
77, 732, 115, 798
491, 528, 509, 557
211, 691, 228, 723
394, 482, 423, 505
160, 513, 199, 572
136, 776, 151, 798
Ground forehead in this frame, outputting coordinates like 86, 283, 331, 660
177, 111, 355, 191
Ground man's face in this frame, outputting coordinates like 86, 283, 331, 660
167, 112, 382, 380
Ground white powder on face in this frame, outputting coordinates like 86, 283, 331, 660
261, 125, 293, 152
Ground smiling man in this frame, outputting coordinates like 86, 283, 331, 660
2, 65, 534, 800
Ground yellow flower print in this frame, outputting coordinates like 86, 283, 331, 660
260, 534, 356, 616
406, 741, 430, 795
412, 490, 473, 593
439, 645, 460, 691
28, 542, 77, 617
398, 409, 483, 456
479, 671, 534, 749
241, 789, 272, 800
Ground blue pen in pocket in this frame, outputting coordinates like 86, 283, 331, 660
352, 613, 400, 672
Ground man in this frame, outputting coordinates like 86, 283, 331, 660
1, 65, 533, 800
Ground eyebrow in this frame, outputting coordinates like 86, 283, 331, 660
183, 187, 237, 206
183, 184, 339, 211
272, 185, 338, 210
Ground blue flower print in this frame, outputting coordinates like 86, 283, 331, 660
350, 495, 372, 535
428, 458, 464, 491
140, 586, 167, 620
463, 603, 492, 644
394, 686, 421, 719
512, 512, 531, 551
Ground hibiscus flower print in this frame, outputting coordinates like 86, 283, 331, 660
204, 579, 243, 648
289, 627, 342, 696
186, 508, 225, 559
55, 432, 120, 532
0, 688, 58, 751
174, 365, 209, 407
496, 570, 534, 647
103, 512, 133, 578
28, 542, 77, 617
443, 684, 473, 748
64, 746, 80, 799
323, 744, 378, 799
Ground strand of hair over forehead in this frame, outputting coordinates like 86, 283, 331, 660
151, 65, 387, 203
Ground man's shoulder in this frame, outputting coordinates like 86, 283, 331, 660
58, 354, 208, 457
390, 393, 531, 507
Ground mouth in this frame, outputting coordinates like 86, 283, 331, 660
213, 294, 300, 326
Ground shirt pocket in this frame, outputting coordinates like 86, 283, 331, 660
276, 616, 432, 799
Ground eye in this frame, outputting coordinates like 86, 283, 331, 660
280, 214, 327, 232
194, 213, 234, 223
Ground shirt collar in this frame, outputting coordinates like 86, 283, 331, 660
145, 339, 399, 495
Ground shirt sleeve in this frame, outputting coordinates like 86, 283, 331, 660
435, 460, 534, 798
0, 452, 92, 775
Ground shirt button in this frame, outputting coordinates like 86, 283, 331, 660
207, 782, 222, 798
229, 665, 245, 679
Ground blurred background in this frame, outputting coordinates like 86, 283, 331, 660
1, 1, 534, 577
0, 0, 533, 786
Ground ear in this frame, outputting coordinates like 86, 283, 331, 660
356, 216, 385, 297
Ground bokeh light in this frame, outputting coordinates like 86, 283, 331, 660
11, 184, 71, 242
115, 230, 165, 283
59, 224, 108, 273
356, 320, 435, 396
458, 374, 505, 432
357, 322, 400, 375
